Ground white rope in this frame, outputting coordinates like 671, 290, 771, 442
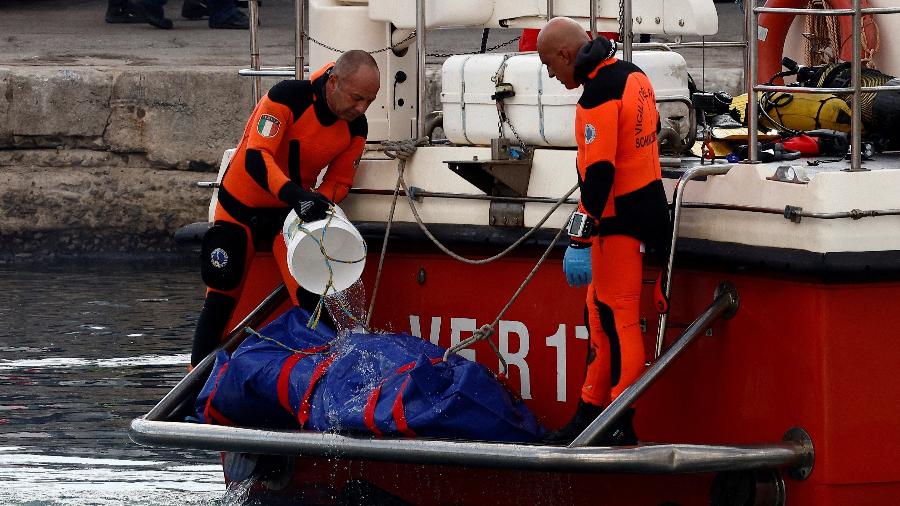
380, 138, 579, 265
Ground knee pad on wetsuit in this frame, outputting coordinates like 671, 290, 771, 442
593, 296, 623, 388
200, 221, 248, 291
192, 291, 237, 366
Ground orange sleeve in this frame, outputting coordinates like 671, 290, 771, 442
244, 99, 295, 200
576, 100, 619, 221
316, 135, 366, 204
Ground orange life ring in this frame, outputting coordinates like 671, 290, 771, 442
757, 0, 879, 84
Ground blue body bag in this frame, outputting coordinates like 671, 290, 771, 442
195, 307, 544, 442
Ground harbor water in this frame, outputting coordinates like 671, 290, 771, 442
0, 257, 242, 505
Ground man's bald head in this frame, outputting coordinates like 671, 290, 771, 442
537, 17, 590, 90
326, 50, 381, 122
333, 50, 379, 82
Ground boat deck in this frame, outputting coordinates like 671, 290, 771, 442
665, 150, 900, 177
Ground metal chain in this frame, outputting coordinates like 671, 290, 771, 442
304, 30, 520, 57
426, 36, 522, 58
491, 54, 529, 153
305, 30, 416, 55
618, 0, 625, 41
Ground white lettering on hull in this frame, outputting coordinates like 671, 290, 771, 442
499, 320, 530, 399
450, 317, 478, 362
409, 315, 594, 404
545, 324, 567, 402
409, 315, 442, 345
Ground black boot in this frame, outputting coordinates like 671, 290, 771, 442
209, 9, 249, 29
181, 0, 208, 19
131, 0, 174, 29
543, 402, 639, 446
105, 0, 149, 23
595, 407, 638, 446
543, 399, 604, 445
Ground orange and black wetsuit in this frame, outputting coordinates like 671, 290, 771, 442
570, 38, 671, 407
192, 63, 367, 365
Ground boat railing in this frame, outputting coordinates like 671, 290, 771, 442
746, 1, 900, 171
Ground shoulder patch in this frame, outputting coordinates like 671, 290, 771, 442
256, 114, 281, 138
584, 123, 596, 145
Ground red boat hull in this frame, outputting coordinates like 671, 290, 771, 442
221, 245, 900, 505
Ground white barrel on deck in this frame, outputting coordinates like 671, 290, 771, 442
282, 206, 366, 296
441, 51, 691, 147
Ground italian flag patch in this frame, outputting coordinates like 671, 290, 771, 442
256, 114, 281, 138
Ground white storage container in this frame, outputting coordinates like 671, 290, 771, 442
368, 0, 494, 28
441, 51, 691, 147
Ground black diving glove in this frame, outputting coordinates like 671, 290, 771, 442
278, 183, 333, 223
293, 190, 332, 223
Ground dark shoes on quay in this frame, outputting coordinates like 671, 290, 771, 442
210, 10, 250, 29
127, 0, 174, 29
105, 0, 149, 23
542, 401, 639, 446
181, 0, 208, 19
180, 0, 252, 28
107, 0, 248, 29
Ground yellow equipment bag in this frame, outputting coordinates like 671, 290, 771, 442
730, 92, 852, 133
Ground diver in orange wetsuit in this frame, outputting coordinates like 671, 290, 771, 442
537, 18, 671, 445
191, 50, 380, 366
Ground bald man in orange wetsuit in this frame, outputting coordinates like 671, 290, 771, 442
538, 18, 671, 445
191, 50, 380, 366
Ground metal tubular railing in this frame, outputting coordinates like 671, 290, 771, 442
242, 1, 308, 84
416, 0, 426, 138
658, 41, 746, 49
590, 0, 598, 38
756, 84, 898, 93
249, 0, 261, 102
654, 165, 731, 359
746, 0, 759, 162
748, 2, 900, 171
850, 0, 862, 171
681, 202, 900, 220
295, 0, 304, 80
622, 0, 633, 61
130, 417, 811, 475
239, 67, 309, 78
570, 281, 740, 447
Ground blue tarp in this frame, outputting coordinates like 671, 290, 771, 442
196, 307, 544, 442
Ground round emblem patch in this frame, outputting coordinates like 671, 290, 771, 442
256, 114, 281, 138
584, 123, 596, 145
210, 248, 229, 269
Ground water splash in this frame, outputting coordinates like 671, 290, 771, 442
221, 476, 257, 506
323, 279, 368, 335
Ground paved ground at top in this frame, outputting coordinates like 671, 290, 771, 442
0, 0, 746, 69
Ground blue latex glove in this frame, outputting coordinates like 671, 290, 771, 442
563, 245, 592, 287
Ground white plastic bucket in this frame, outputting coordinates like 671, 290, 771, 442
282, 206, 367, 295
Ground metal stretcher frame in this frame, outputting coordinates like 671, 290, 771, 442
130, 279, 813, 476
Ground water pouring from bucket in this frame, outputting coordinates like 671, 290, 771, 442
282, 206, 367, 298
